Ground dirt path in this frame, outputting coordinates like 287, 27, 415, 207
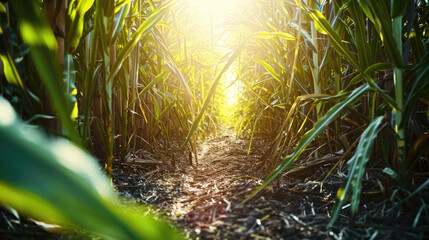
113, 130, 417, 239
113, 131, 339, 239
0, 131, 424, 239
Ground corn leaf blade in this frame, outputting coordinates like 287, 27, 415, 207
329, 116, 384, 226
0, 98, 183, 239
243, 84, 370, 203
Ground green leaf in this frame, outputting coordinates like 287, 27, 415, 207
66, 0, 95, 53
383, 167, 401, 184
109, 0, 177, 84
357, 0, 375, 24
0, 50, 23, 88
409, 31, 427, 67
343, 62, 389, 91
109, 2, 131, 44
0, 4, 23, 88
63, 54, 78, 119
368, 0, 404, 68
402, 52, 429, 129
243, 84, 370, 203
364, 73, 399, 110
253, 31, 295, 40
115, 0, 132, 13
13, 0, 81, 144
0, 97, 183, 239
391, 0, 407, 18
152, 28, 194, 104
347, 0, 373, 69
130, 71, 170, 106
329, 116, 384, 226
257, 40, 309, 94
288, 23, 317, 52
249, 57, 282, 82
308, 9, 359, 69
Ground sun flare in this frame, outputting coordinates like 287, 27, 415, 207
223, 66, 240, 107
193, 0, 245, 26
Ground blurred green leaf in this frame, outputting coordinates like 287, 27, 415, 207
409, 31, 426, 63
0, 50, 23, 88
0, 3, 23, 88
391, 0, 407, 18
115, 0, 132, 13
357, 0, 375, 24
63, 54, 78, 119
13, 0, 81, 144
109, 2, 130, 44
383, 167, 401, 184
0, 97, 183, 240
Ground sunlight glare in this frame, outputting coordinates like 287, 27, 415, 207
223, 68, 239, 107
219, 65, 241, 126
0, 98, 16, 126
194, 0, 243, 25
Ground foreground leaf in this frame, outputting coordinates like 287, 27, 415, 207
13, 0, 81, 144
0, 97, 183, 240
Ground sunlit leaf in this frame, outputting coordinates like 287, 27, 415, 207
253, 31, 295, 40
249, 57, 282, 82
308, 8, 359, 69
63, 54, 78, 119
66, 0, 95, 53
0, 51, 23, 88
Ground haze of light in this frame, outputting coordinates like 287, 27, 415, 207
192, 0, 245, 106
194, 0, 241, 25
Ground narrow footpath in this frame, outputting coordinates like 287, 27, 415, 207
113, 130, 414, 239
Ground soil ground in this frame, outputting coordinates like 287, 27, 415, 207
1, 129, 427, 239
113, 129, 426, 240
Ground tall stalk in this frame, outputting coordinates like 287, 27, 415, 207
310, 0, 323, 156
392, 16, 406, 183
310, 1, 321, 116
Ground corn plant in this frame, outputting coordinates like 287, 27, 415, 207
0, 0, 183, 238
1, 0, 428, 232
242, 0, 429, 226
0, 97, 182, 239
